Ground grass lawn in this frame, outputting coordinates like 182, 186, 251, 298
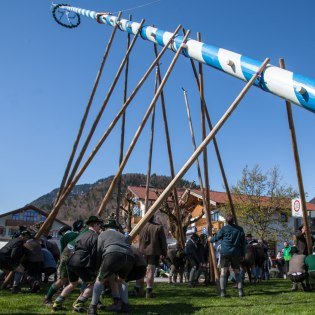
0, 279, 314, 314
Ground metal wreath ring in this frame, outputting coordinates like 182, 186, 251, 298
52, 4, 81, 29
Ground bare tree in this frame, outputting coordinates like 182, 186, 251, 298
225, 165, 298, 241
158, 189, 204, 243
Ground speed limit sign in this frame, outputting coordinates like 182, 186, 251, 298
292, 198, 302, 217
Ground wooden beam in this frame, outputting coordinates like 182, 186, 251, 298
97, 29, 190, 219
35, 24, 182, 239
184, 28, 237, 224
116, 14, 132, 220
153, 43, 185, 247
279, 58, 313, 255
129, 58, 270, 240
144, 67, 158, 213
54, 12, 122, 206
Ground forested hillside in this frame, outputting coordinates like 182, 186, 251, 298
31, 173, 196, 221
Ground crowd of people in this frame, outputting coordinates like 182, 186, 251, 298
0, 213, 314, 314
0, 214, 168, 314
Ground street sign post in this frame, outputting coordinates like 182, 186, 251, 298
292, 198, 302, 217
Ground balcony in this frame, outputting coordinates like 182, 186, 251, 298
5, 219, 36, 227
194, 220, 224, 233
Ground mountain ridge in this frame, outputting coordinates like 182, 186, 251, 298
31, 173, 197, 221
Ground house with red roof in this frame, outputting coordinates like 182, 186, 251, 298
124, 186, 315, 253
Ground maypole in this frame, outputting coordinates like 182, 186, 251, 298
52, 4, 315, 113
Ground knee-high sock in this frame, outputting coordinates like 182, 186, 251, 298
91, 280, 104, 306
13, 272, 23, 287
146, 265, 156, 289
189, 266, 196, 283
220, 276, 227, 290
119, 282, 128, 304
235, 272, 243, 289
46, 282, 59, 299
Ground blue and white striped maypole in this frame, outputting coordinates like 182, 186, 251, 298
52, 4, 315, 113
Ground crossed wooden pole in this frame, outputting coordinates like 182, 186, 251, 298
129, 59, 270, 239
35, 24, 183, 239
5, 10, 308, 297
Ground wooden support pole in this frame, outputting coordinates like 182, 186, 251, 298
204, 104, 237, 224
129, 58, 270, 240
197, 32, 219, 283
35, 25, 183, 239
279, 58, 313, 255
184, 28, 237, 225
54, 12, 122, 206
64, 19, 145, 189
144, 67, 159, 213
197, 33, 212, 235
182, 88, 205, 193
97, 30, 191, 222
153, 44, 185, 248
116, 15, 132, 220
182, 88, 219, 282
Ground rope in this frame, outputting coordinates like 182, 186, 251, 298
112, 0, 161, 14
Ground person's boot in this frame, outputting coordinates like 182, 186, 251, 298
72, 300, 86, 313
301, 282, 311, 292
52, 299, 64, 311
238, 288, 245, 297
96, 301, 106, 310
129, 286, 144, 297
146, 288, 156, 298
87, 304, 98, 315
31, 281, 40, 293
43, 296, 52, 306
121, 302, 132, 314
220, 289, 226, 298
291, 283, 298, 291
11, 285, 20, 294
106, 298, 122, 312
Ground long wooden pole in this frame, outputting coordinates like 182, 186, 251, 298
144, 68, 158, 213
54, 12, 122, 206
35, 25, 183, 239
129, 58, 270, 240
116, 15, 132, 220
197, 32, 218, 283
204, 106, 237, 224
97, 30, 191, 218
184, 29, 237, 224
153, 44, 185, 248
182, 88, 205, 196
279, 58, 312, 255
197, 33, 212, 235
182, 88, 219, 282
64, 19, 145, 189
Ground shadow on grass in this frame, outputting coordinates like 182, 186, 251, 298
131, 302, 201, 315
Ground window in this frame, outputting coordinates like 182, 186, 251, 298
0, 226, 5, 236
12, 213, 20, 220
133, 206, 140, 216
211, 212, 219, 221
280, 213, 288, 222
23, 210, 38, 222
41, 215, 46, 222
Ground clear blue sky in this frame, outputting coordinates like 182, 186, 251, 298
1, 0, 315, 213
